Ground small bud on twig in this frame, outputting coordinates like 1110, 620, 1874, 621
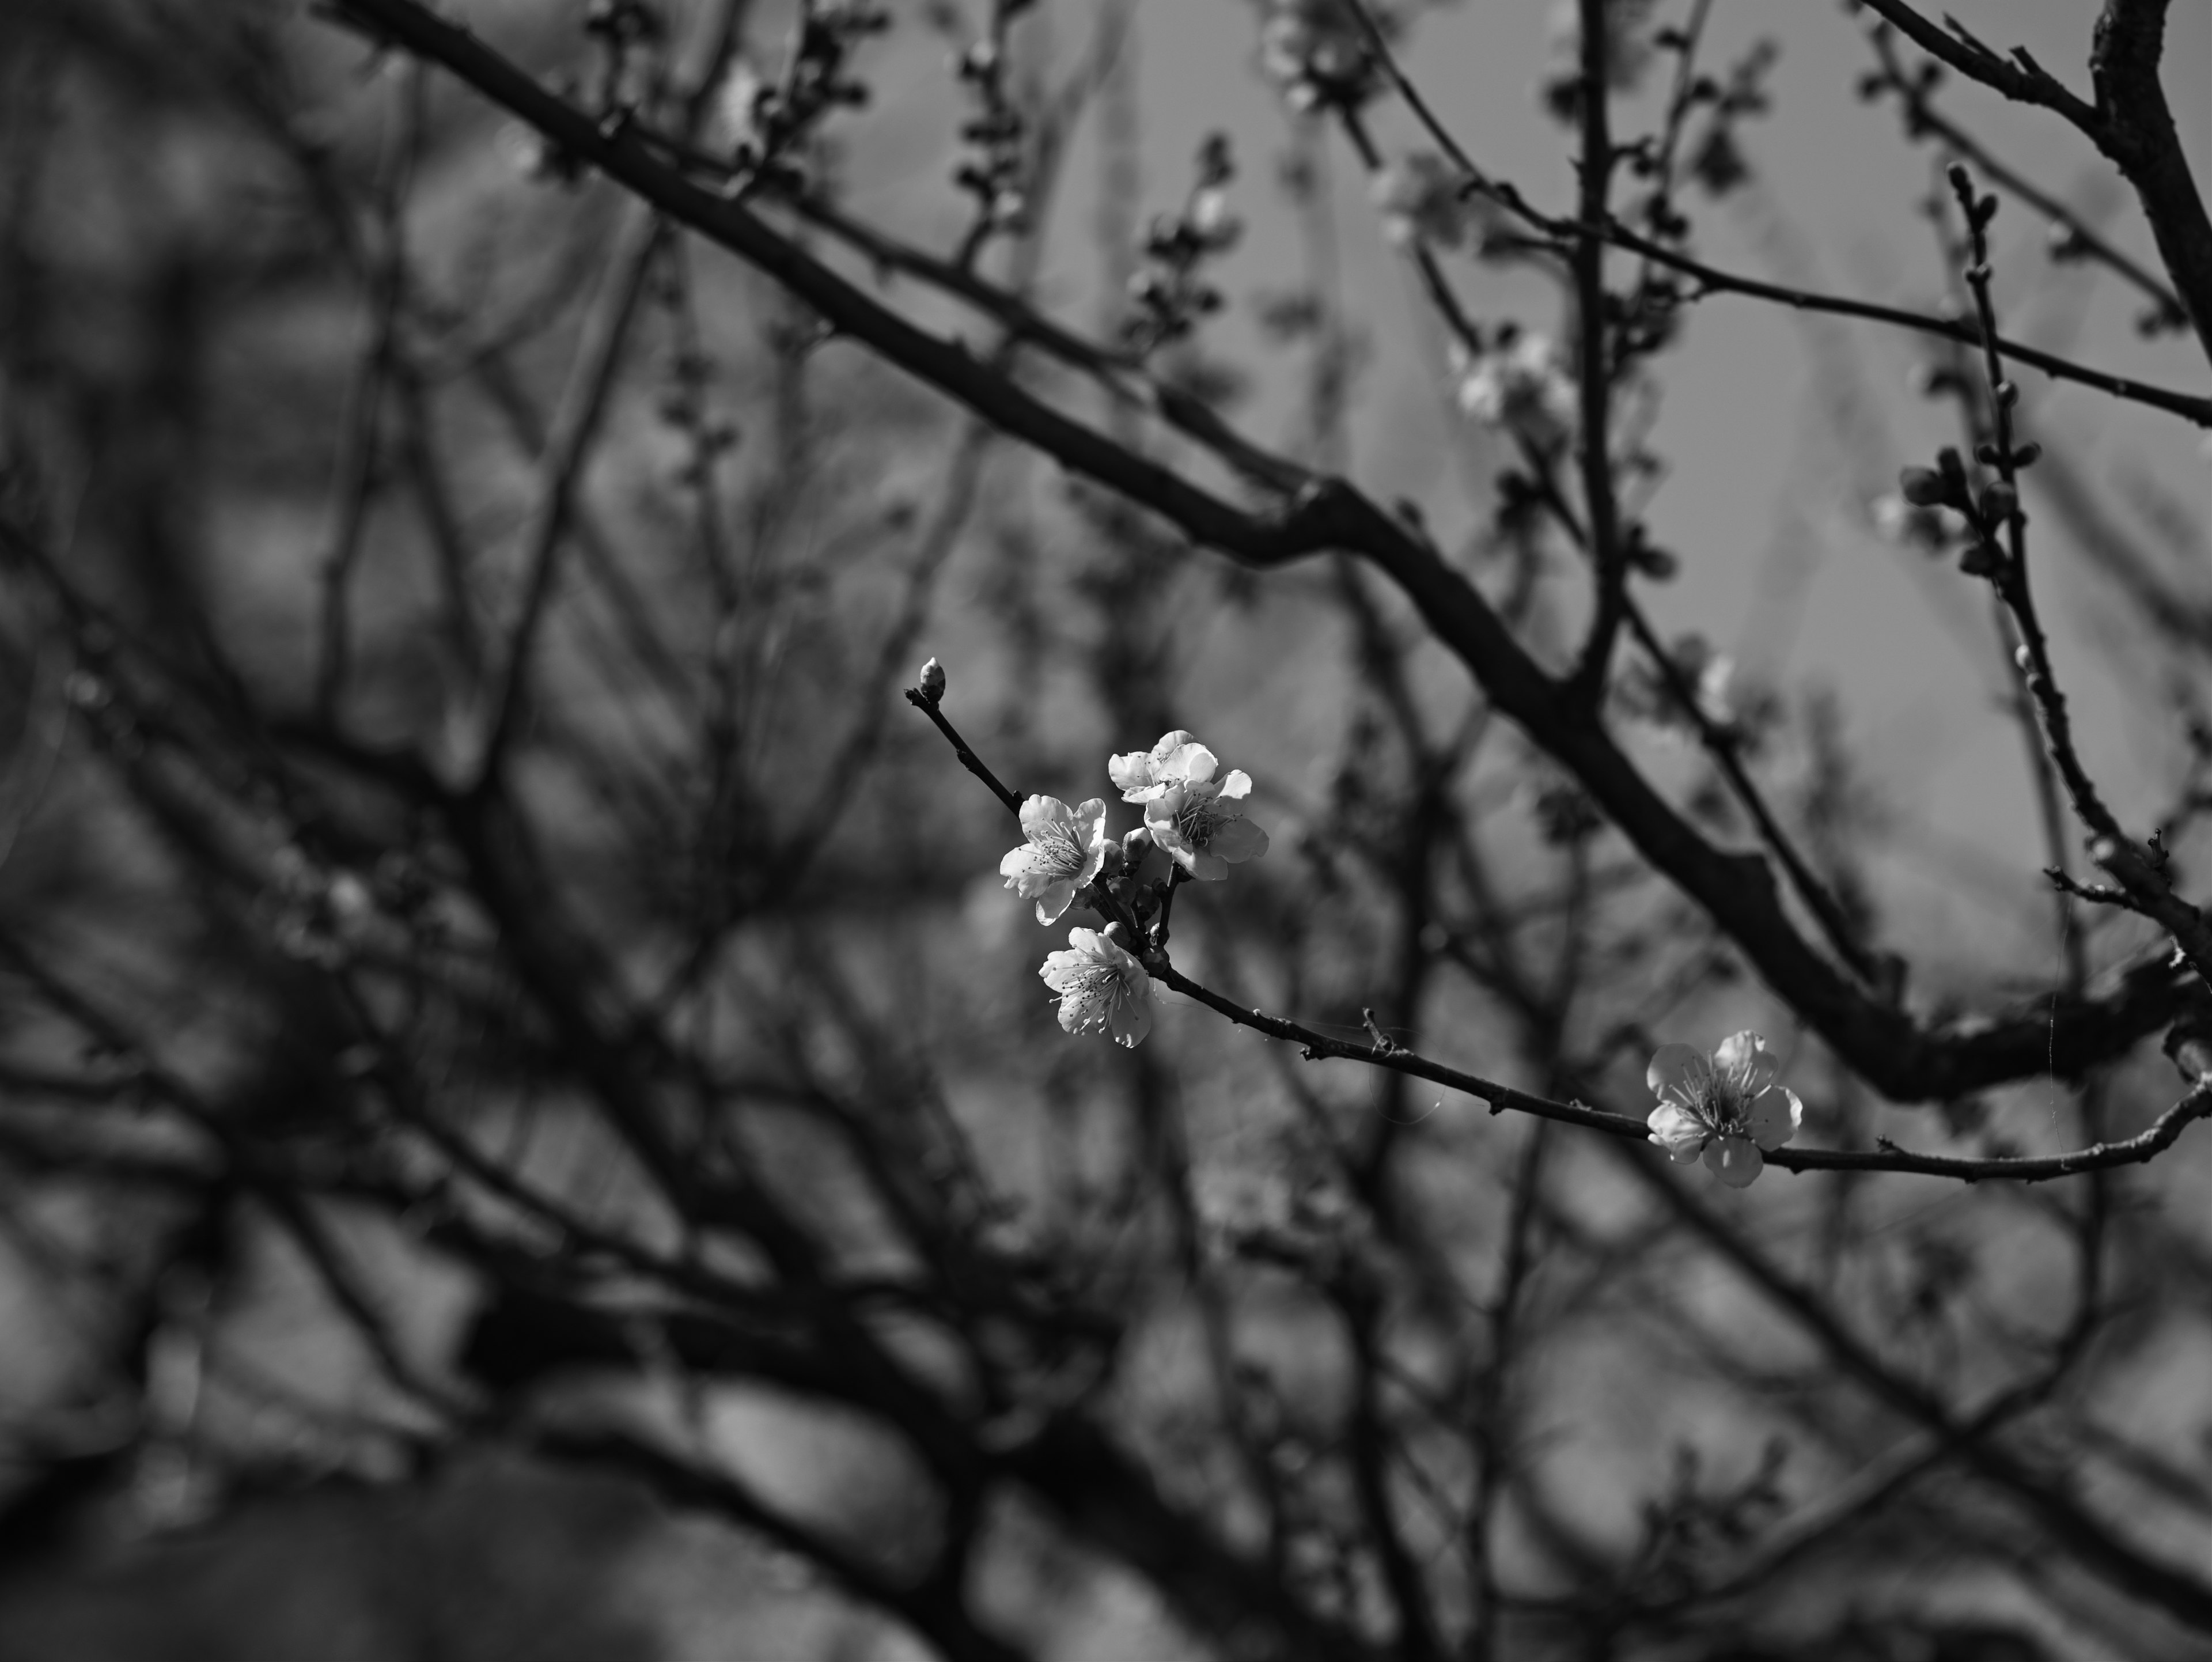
1898, 467, 1947, 506
918, 657, 947, 705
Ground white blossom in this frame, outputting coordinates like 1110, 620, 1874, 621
1000, 796, 1109, 925
1455, 331, 1578, 452
1647, 1031, 1802, 1188
1372, 152, 1475, 251
1109, 733, 1268, 881
1040, 926, 1154, 1047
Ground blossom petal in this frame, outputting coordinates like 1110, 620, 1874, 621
1092, 931, 1145, 976
1020, 794, 1074, 838
1647, 1102, 1707, 1162
1747, 1086, 1801, 1150
1181, 847, 1230, 881
1713, 1030, 1778, 1093
1207, 816, 1269, 865
1164, 743, 1218, 785
1033, 880, 1077, 925
1150, 729, 1198, 761
1000, 846, 1035, 882
1647, 1043, 1711, 1104
1109, 752, 1164, 800
1217, 769, 1253, 802
1706, 1137, 1764, 1188
1111, 995, 1153, 1048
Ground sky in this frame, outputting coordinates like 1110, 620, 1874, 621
823, 0, 2212, 978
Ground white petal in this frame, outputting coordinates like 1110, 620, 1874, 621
1108, 753, 1159, 799
1208, 817, 1268, 864
1166, 743, 1218, 785
1150, 729, 1197, 760
1747, 1086, 1801, 1150
1185, 847, 1229, 881
1093, 932, 1144, 976
1714, 1030, 1778, 1092
1033, 880, 1076, 925
1647, 1043, 1710, 1103
1112, 995, 1153, 1047
1706, 1137, 1764, 1188
1218, 769, 1253, 801
1020, 794, 1072, 838
1647, 1101, 1707, 1161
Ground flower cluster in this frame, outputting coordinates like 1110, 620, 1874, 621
1126, 136, 1244, 353
713, 0, 890, 185
1646, 1032, 1801, 1187
1001, 729, 1269, 1047
1454, 330, 1577, 453
1109, 731, 1270, 881
1259, 0, 1380, 111
948, 1, 1038, 252
1371, 152, 1484, 253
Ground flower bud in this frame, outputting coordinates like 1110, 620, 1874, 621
1980, 480, 2018, 521
1898, 466, 1947, 507
918, 657, 947, 704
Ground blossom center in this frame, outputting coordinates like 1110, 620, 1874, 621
1175, 794, 1228, 847
1036, 823, 1088, 877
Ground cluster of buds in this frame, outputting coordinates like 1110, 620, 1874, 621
1896, 438, 2038, 579
1453, 327, 1577, 453
717, 0, 890, 187
1611, 631, 1751, 747
1126, 136, 1243, 354
651, 261, 740, 489
949, 1, 1036, 254
1258, 0, 1382, 112
1369, 152, 1494, 255
268, 846, 382, 967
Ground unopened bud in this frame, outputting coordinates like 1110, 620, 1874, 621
1958, 542, 2001, 578
1898, 466, 1947, 506
918, 657, 947, 704
1980, 480, 2018, 521
2011, 441, 2041, 470
1122, 826, 1154, 861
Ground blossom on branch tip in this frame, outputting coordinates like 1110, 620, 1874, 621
1111, 733, 1269, 881
1455, 332, 1577, 452
1109, 730, 1200, 801
1647, 1031, 1802, 1187
1041, 926, 1154, 1047
1001, 796, 1109, 923
1371, 153, 1476, 251
1259, 0, 1376, 111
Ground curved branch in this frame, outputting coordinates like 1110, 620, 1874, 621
324, 0, 2191, 1109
